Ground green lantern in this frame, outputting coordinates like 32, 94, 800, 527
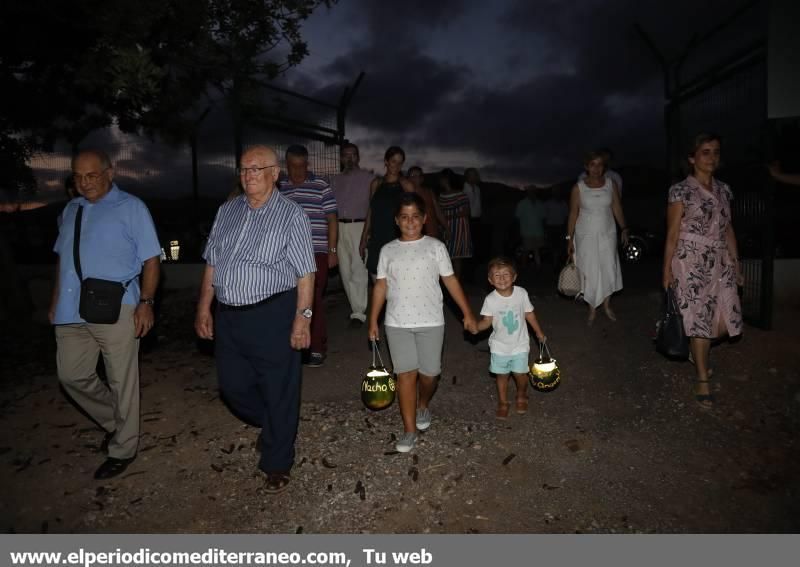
362, 340, 396, 410
529, 341, 560, 392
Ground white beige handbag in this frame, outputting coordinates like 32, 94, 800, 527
557, 256, 581, 297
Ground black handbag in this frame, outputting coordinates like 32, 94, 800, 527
655, 288, 689, 360
73, 206, 132, 324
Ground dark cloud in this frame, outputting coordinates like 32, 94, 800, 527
295, 0, 764, 184
28, 0, 766, 192
316, 47, 468, 135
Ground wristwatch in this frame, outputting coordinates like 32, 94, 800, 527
329, 247, 337, 253
297, 307, 313, 319
140, 297, 155, 305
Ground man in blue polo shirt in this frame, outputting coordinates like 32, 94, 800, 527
278, 144, 338, 368
51, 149, 161, 480
195, 144, 316, 495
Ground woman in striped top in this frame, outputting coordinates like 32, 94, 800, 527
438, 170, 473, 278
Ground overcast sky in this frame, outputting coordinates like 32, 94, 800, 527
27, 0, 765, 198
287, 0, 764, 184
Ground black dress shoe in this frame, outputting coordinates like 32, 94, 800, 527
100, 430, 116, 454
94, 457, 135, 480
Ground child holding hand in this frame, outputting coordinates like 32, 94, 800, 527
369, 192, 477, 453
476, 257, 546, 419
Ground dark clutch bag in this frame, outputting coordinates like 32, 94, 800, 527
655, 288, 689, 360
79, 277, 127, 324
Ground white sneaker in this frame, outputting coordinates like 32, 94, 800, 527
395, 432, 418, 453
415, 408, 432, 431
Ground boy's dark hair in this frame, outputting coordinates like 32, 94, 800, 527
394, 192, 427, 217
487, 256, 517, 275
286, 144, 309, 159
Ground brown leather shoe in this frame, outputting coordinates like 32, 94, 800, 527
264, 472, 291, 494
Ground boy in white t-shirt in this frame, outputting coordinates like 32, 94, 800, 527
476, 257, 546, 419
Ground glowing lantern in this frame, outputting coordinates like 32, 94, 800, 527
361, 341, 396, 410
529, 341, 560, 392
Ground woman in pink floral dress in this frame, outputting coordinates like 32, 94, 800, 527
662, 133, 744, 408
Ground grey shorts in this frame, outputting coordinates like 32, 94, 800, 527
384, 325, 445, 376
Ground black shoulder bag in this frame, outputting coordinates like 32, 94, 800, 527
655, 287, 690, 360
74, 206, 133, 324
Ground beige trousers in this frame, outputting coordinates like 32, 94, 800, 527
337, 221, 369, 321
55, 304, 139, 459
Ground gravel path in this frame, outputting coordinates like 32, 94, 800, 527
1, 263, 798, 533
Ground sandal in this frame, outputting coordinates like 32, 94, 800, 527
264, 472, 291, 494
515, 398, 529, 415
495, 402, 510, 420
693, 380, 715, 409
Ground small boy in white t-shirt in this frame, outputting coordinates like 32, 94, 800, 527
476, 257, 546, 419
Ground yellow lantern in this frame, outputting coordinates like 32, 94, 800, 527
529, 341, 560, 392
361, 340, 396, 410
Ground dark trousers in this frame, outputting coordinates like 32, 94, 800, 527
215, 288, 300, 473
311, 253, 328, 355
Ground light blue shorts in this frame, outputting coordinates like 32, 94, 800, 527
490, 352, 530, 375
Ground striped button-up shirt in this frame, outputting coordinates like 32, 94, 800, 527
278, 173, 337, 255
203, 191, 316, 306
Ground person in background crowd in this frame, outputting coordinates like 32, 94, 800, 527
463, 168, 484, 270
578, 147, 623, 199
567, 150, 628, 325
278, 145, 338, 368
406, 166, 447, 240
514, 186, 546, 271
195, 145, 316, 494
438, 169, 472, 279
330, 143, 374, 328
543, 186, 569, 271
663, 133, 743, 409
768, 161, 800, 186
51, 149, 161, 480
360, 146, 411, 279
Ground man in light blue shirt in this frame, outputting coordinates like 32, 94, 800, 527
51, 149, 161, 480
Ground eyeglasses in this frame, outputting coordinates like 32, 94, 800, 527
72, 168, 109, 184
236, 165, 279, 176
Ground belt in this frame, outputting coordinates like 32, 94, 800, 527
218, 289, 291, 312
339, 218, 365, 223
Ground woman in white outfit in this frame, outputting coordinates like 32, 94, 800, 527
566, 150, 628, 325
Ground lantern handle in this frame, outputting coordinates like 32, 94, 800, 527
371, 339, 387, 369
539, 340, 553, 362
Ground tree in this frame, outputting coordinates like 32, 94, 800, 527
0, 0, 335, 192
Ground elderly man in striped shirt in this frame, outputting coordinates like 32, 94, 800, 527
278, 144, 338, 368
195, 145, 316, 494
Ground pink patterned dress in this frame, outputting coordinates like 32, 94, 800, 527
668, 176, 743, 339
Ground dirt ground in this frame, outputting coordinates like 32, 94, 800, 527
1, 261, 799, 533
